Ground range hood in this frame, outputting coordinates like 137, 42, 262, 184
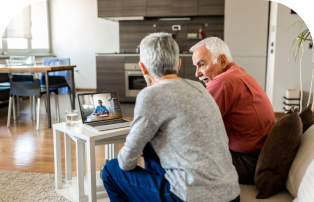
105, 17, 144, 22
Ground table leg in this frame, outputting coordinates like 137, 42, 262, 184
12, 95, 16, 120
105, 144, 109, 162
86, 140, 96, 202
113, 143, 119, 158
17, 95, 20, 117
108, 144, 112, 160
77, 140, 85, 199
30, 96, 33, 119
83, 144, 86, 176
53, 129, 62, 189
64, 133, 72, 180
45, 71, 51, 128
71, 69, 76, 110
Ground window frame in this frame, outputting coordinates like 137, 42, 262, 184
1, 0, 51, 55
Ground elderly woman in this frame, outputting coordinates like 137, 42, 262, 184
101, 33, 240, 202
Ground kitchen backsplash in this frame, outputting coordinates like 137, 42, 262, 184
119, 16, 224, 53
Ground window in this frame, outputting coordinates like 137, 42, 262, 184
1, 0, 50, 54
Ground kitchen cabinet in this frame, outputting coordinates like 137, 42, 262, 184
97, 0, 122, 17
98, 0, 224, 18
121, 0, 146, 16
96, 56, 126, 101
146, 0, 172, 17
198, 0, 225, 16
172, 0, 198, 16
183, 56, 198, 82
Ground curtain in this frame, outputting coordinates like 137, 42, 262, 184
2, 5, 32, 38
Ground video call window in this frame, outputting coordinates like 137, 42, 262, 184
78, 92, 121, 123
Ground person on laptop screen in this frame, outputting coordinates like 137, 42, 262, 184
95, 100, 109, 115
100, 33, 240, 202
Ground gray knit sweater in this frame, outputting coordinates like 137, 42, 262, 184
118, 79, 240, 202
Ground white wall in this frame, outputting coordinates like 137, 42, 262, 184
224, 0, 269, 89
49, 0, 119, 89
270, 3, 313, 112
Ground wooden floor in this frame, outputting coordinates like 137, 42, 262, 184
0, 112, 131, 174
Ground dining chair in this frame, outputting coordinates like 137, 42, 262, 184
7, 74, 60, 130
41, 57, 73, 121
7, 74, 42, 130
5, 56, 36, 119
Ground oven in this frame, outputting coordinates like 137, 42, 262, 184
124, 63, 147, 98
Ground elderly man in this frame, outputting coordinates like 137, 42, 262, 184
101, 33, 240, 202
95, 100, 109, 115
190, 37, 276, 184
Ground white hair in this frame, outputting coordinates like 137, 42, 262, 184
190, 37, 233, 64
140, 33, 179, 78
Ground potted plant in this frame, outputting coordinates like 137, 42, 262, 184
289, 21, 313, 112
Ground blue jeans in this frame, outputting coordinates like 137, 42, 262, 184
102, 143, 240, 202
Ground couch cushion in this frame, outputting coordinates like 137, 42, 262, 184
254, 107, 302, 199
299, 103, 314, 133
240, 185, 293, 202
286, 124, 314, 198
293, 159, 314, 202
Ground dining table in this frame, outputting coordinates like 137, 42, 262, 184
86, 112, 122, 122
0, 64, 76, 128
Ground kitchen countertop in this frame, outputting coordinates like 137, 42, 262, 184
96, 53, 193, 57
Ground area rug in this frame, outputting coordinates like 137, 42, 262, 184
0, 171, 70, 202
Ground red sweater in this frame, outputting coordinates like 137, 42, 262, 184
206, 62, 275, 153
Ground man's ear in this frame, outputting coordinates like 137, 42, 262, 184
219, 54, 227, 68
221, 54, 227, 65
139, 62, 148, 75
177, 58, 182, 72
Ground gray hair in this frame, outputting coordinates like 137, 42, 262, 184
140, 33, 179, 78
190, 37, 233, 64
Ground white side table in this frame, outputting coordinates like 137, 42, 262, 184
53, 122, 130, 202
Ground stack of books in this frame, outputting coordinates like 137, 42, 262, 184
283, 89, 300, 113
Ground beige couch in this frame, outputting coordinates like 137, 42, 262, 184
239, 124, 314, 202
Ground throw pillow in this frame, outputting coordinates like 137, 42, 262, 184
299, 103, 314, 133
254, 106, 302, 199
286, 124, 314, 198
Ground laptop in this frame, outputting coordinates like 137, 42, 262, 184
78, 91, 132, 131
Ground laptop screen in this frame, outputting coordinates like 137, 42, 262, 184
78, 92, 122, 123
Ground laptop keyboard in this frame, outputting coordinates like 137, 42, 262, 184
87, 119, 129, 127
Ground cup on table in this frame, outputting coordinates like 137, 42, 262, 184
66, 110, 79, 126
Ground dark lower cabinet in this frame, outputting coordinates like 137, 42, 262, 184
183, 56, 198, 81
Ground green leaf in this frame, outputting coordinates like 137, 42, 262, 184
285, 20, 302, 33
304, 32, 311, 41
295, 30, 306, 61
